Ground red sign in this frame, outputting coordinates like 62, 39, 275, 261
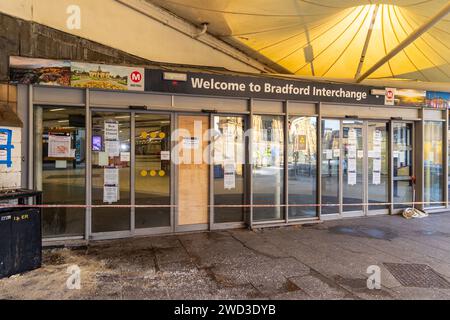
130, 71, 142, 83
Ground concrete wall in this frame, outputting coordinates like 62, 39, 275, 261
0, 0, 266, 75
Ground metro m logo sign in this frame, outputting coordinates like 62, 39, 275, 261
128, 69, 144, 91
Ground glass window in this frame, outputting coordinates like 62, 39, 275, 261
135, 114, 171, 228
213, 116, 246, 223
34, 106, 86, 237
91, 112, 131, 233
321, 119, 340, 214
288, 116, 317, 219
424, 121, 444, 207
252, 115, 284, 221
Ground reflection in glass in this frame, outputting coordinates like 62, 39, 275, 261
424, 121, 444, 207
368, 122, 389, 210
213, 116, 245, 223
91, 112, 130, 233
342, 121, 364, 212
135, 114, 171, 228
252, 115, 284, 221
393, 123, 413, 209
321, 119, 340, 214
34, 106, 86, 237
288, 116, 317, 219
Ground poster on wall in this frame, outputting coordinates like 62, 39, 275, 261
9, 56, 71, 86
48, 133, 72, 158
426, 91, 450, 109
394, 89, 426, 107
71, 62, 144, 91
9, 56, 144, 91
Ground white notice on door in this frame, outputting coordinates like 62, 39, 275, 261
161, 151, 171, 160
104, 168, 119, 185
183, 137, 200, 149
348, 146, 356, 158
120, 152, 130, 162
373, 159, 381, 171
105, 140, 120, 157
103, 186, 118, 203
348, 158, 357, 171
104, 120, 119, 141
324, 149, 333, 160
348, 172, 357, 186
224, 162, 236, 190
372, 171, 381, 185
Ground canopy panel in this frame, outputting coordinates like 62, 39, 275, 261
148, 0, 450, 82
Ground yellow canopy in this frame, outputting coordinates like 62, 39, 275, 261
149, 0, 450, 83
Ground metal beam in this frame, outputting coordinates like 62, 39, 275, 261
355, 4, 380, 80
356, 2, 450, 83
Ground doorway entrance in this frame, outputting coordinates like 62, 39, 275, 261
321, 119, 391, 217
176, 115, 209, 231
90, 110, 172, 239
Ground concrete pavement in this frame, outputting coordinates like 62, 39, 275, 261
1, 213, 450, 299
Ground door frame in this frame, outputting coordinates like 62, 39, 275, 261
174, 112, 211, 233
322, 118, 392, 219
209, 113, 248, 231
341, 119, 366, 218
89, 108, 174, 240
390, 120, 415, 215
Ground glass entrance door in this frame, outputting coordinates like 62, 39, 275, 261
367, 121, 389, 212
392, 122, 414, 209
90, 111, 173, 238
321, 119, 391, 217
211, 115, 246, 225
342, 121, 364, 215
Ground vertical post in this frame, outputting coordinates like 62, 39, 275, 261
248, 99, 254, 228
130, 112, 136, 235
170, 111, 176, 232
209, 113, 214, 231
85, 89, 92, 241
339, 119, 343, 216
27, 85, 33, 190
389, 121, 394, 214
317, 102, 322, 219
284, 101, 289, 224
445, 108, 449, 208
363, 122, 367, 215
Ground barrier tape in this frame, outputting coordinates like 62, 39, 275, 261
0, 201, 445, 209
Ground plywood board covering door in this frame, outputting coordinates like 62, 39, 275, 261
178, 115, 209, 225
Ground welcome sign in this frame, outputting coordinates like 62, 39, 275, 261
145, 70, 385, 105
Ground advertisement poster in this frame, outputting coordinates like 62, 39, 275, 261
394, 89, 426, 107
9, 56, 71, 86
48, 133, 72, 158
426, 91, 450, 109
71, 62, 144, 91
